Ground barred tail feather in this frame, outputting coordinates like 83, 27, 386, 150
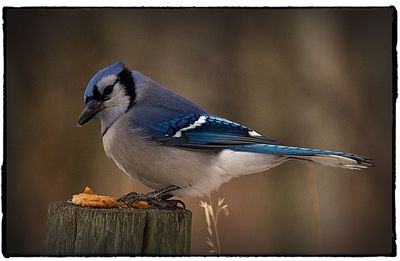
291, 154, 373, 170
231, 144, 373, 170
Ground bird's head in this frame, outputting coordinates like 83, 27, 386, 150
77, 62, 136, 130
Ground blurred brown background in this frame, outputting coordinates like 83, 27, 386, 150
4, 8, 394, 255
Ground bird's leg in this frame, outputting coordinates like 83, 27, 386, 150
143, 185, 181, 201
118, 185, 185, 209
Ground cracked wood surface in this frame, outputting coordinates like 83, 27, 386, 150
46, 201, 191, 255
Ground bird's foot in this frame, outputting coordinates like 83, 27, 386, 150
118, 185, 185, 209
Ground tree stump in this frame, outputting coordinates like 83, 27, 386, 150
46, 201, 191, 256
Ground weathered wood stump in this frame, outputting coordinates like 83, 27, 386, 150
46, 201, 191, 256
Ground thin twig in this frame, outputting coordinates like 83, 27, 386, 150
200, 193, 229, 254
209, 193, 222, 254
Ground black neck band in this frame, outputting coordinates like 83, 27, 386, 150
117, 68, 136, 109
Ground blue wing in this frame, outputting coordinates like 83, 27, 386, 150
132, 112, 373, 167
128, 71, 372, 169
137, 113, 280, 150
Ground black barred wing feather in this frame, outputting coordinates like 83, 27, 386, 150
151, 113, 280, 150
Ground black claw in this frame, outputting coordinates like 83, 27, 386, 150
170, 199, 186, 209
118, 185, 185, 209
118, 191, 140, 202
145, 185, 182, 201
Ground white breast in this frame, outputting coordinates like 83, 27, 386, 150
102, 114, 286, 197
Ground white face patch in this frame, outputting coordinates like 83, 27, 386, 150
103, 82, 130, 108
98, 82, 131, 134
248, 130, 262, 137
173, 115, 207, 138
97, 74, 118, 94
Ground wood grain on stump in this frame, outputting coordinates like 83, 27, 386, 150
46, 201, 191, 256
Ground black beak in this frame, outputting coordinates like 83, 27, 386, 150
77, 101, 104, 127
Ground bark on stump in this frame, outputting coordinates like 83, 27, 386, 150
46, 201, 191, 256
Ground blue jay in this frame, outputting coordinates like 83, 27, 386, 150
78, 62, 372, 203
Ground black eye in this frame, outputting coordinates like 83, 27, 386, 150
103, 85, 114, 96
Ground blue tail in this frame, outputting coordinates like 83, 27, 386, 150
231, 144, 373, 170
